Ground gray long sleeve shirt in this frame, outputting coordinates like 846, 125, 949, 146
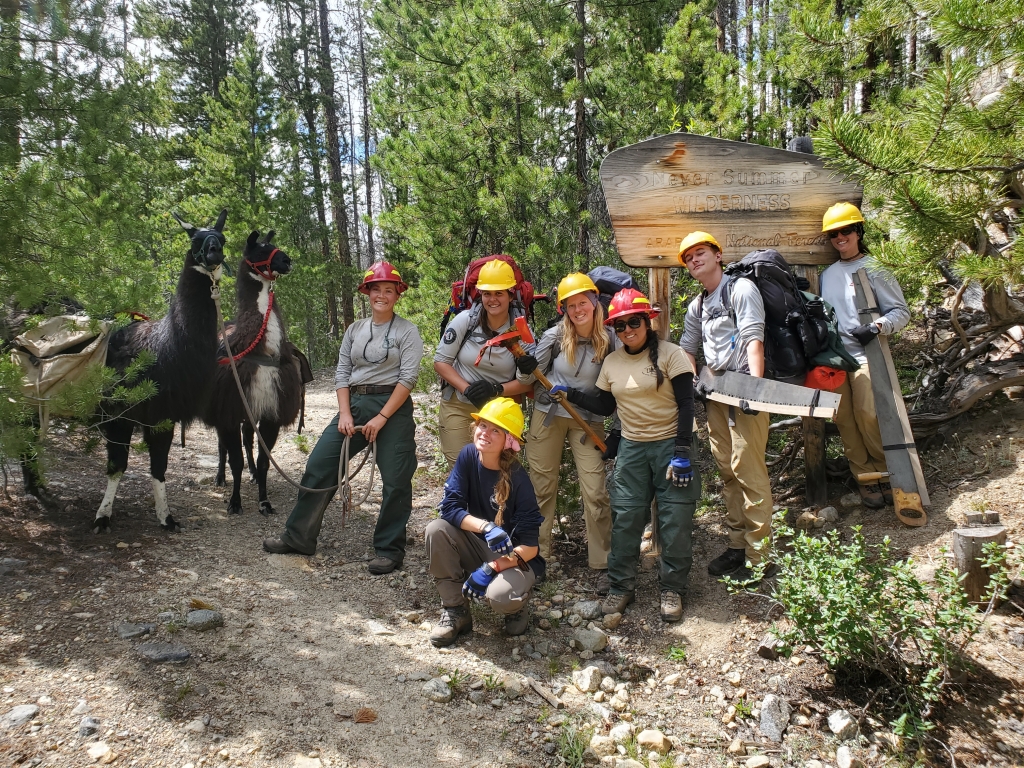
334, 315, 424, 390
517, 324, 618, 423
680, 277, 765, 373
820, 256, 910, 364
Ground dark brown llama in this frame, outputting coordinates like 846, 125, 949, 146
203, 230, 302, 516
93, 209, 228, 533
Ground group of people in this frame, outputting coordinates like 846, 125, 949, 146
260, 201, 910, 649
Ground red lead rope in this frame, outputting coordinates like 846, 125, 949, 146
219, 289, 274, 365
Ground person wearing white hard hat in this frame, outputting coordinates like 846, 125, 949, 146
820, 202, 910, 508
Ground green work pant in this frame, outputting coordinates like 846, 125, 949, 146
608, 434, 701, 596
280, 393, 417, 558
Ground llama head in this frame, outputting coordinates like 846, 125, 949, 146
172, 208, 228, 271
243, 230, 292, 281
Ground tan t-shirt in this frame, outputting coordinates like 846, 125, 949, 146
596, 340, 694, 442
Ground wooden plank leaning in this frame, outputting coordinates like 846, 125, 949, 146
852, 268, 929, 526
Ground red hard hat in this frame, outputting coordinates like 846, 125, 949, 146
604, 288, 659, 325
359, 261, 408, 294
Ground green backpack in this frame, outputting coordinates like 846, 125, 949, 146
802, 291, 860, 373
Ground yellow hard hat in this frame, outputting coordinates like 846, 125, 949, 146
471, 397, 525, 441
557, 272, 599, 305
677, 231, 722, 261
822, 202, 865, 232
476, 259, 517, 291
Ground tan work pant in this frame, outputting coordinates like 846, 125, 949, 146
706, 400, 773, 564
438, 395, 479, 469
425, 519, 535, 612
525, 413, 612, 569
833, 367, 887, 480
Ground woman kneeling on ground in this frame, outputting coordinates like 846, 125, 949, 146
553, 288, 700, 623
518, 272, 614, 594
425, 397, 544, 648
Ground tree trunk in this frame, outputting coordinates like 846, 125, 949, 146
0, 6, 21, 168
316, 0, 355, 328
983, 282, 1024, 325
355, 0, 375, 263
573, 0, 589, 269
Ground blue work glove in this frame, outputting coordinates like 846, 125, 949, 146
851, 322, 880, 345
666, 455, 693, 488
462, 562, 498, 602
481, 521, 514, 555
549, 384, 569, 401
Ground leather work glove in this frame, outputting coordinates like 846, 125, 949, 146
850, 322, 881, 346
666, 454, 693, 488
694, 378, 713, 402
515, 354, 539, 375
481, 521, 514, 555
464, 380, 503, 408
462, 562, 498, 602
601, 430, 621, 461
738, 399, 757, 416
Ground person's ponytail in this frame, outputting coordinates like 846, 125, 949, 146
493, 448, 518, 526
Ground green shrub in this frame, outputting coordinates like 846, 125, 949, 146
763, 524, 1009, 736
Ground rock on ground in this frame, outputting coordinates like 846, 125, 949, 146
836, 745, 865, 768
636, 728, 671, 755
759, 694, 791, 742
574, 600, 603, 620
589, 734, 616, 757
573, 627, 608, 652
116, 622, 156, 639
609, 721, 634, 743
186, 609, 224, 631
745, 757, 770, 768
573, 665, 602, 693
828, 709, 858, 740
3, 704, 39, 728
137, 642, 191, 663
422, 678, 452, 703
79, 716, 100, 736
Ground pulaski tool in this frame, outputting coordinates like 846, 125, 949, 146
475, 316, 607, 452
852, 268, 928, 527
697, 368, 842, 419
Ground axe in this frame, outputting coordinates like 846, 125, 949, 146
474, 316, 607, 452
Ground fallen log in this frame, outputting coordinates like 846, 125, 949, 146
909, 356, 1024, 436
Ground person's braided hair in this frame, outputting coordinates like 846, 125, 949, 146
645, 317, 664, 388
493, 448, 518, 526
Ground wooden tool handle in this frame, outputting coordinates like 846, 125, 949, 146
856, 471, 890, 483
509, 341, 607, 452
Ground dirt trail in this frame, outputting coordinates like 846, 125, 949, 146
2, 374, 1023, 768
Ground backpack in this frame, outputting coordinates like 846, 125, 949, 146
803, 292, 860, 373
588, 266, 639, 312
439, 254, 538, 339
695, 249, 830, 385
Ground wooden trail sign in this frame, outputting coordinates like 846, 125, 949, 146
599, 134, 863, 267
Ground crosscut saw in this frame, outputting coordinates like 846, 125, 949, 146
698, 368, 841, 419
853, 268, 929, 527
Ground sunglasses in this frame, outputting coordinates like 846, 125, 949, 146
828, 226, 857, 238
612, 316, 644, 333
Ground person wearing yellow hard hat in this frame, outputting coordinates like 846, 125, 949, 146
425, 397, 544, 647
820, 202, 910, 508
263, 262, 423, 575
516, 272, 615, 593
552, 288, 702, 624
678, 231, 775, 584
434, 257, 538, 468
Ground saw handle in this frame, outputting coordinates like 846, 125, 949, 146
856, 471, 890, 483
508, 340, 607, 453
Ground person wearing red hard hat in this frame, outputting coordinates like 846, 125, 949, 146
678, 230, 774, 584
820, 202, 910, 508
264, 262, 424, 575
551, 287, 701, 624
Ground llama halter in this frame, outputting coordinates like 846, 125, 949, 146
246, 248, 280, 281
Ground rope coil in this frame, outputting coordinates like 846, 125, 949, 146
210, 278, 376, 511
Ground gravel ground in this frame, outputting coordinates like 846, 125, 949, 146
2, 373, 1023, 768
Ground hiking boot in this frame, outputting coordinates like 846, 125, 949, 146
601, 592, 634, 615
858, 483, 885, 509
263, 537, 301, 555
504, 607, 530, 636
430, 605, 473, 648
707, 547, 746, 576
660, 590, 683, 623
594, 569, 611, 596
879, 482, 894, 506
367, 556, 402, 575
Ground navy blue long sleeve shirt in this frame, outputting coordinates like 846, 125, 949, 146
438, 444, 546, 577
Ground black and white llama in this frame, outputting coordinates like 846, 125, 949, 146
203, 230, 302, 516
94, 209, 228, 533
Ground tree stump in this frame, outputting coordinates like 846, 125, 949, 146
952, 522, 1007, 606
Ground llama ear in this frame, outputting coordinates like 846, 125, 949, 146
247, 231, 260, 247
261, 230, 276, 245
171, 212, 197, 237
213, 208, 228, 232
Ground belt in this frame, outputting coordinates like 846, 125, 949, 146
350, 384, 396, 396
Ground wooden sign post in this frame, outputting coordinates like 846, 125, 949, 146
600, 134, 863, 506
